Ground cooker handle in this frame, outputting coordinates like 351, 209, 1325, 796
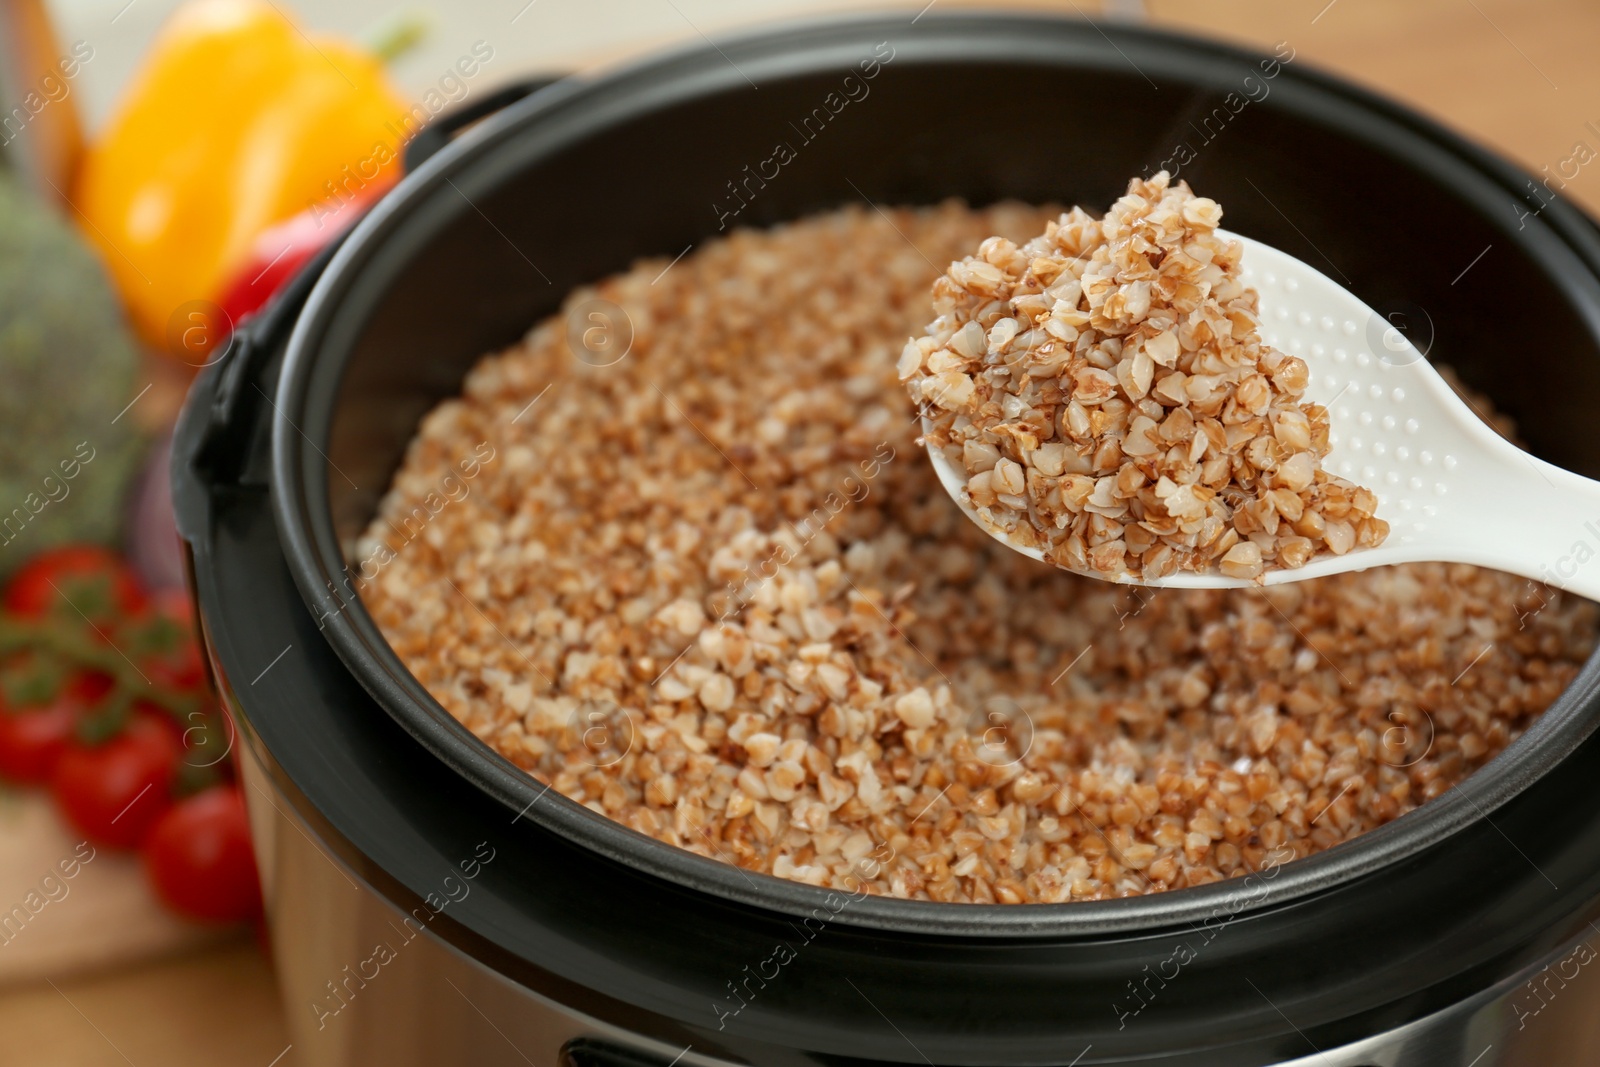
172, 235, 346, 510
403, 76, 566, 172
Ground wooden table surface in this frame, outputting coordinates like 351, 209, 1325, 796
6, 0, 1599, 1063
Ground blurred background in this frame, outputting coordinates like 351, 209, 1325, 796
47, 0, 1600, 224
1, 0, 1598, 1063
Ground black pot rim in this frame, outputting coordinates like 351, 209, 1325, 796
268, 9, 1600, 939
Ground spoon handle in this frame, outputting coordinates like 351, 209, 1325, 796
1427, 434, 1600, 602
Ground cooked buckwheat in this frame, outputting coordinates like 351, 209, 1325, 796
902, 173, 1388, 581
358, 201, 1595, 904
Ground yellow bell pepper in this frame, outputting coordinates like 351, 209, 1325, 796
74, 0, 410, 358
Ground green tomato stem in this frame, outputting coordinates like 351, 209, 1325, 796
0, 616, 205, 720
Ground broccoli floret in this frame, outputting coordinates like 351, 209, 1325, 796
0, 169, 146, 574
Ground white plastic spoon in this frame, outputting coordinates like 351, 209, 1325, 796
925, 230, 1600, 598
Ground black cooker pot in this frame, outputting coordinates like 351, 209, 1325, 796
173, 12, 1600, 1067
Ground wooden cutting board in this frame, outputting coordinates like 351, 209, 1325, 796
0, 787, 229, 987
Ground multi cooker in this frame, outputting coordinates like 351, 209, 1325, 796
172, 12, 1600, 1065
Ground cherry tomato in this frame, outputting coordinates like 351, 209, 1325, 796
51, 712, 178, 848
141, 629, 206, 692
149, 588, 194, 626
123, 590, 207, 692
5, 546, 145, 621
142, 787, 262, 924
0, 694, 83, 783
65, 670, 115, 706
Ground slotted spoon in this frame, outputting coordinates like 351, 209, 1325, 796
925, 231, 1600, 599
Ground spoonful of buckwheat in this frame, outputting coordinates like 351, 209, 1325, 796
901, 172, 1600, 597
